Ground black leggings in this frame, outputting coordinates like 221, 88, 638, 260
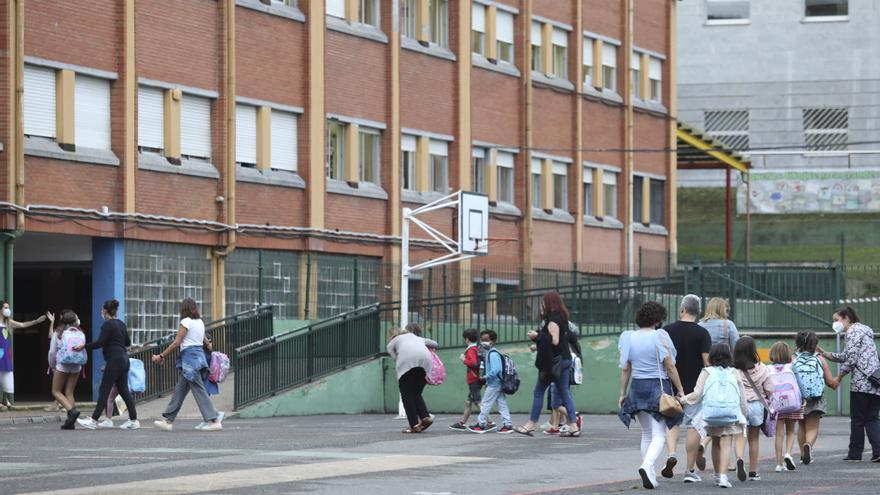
91, 357, 137, 421
398, 367, 429, 428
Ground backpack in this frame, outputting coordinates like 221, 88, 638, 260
426, 349, 446, 385
770, 363, 803, 414
208, 352, 231, 383
490, 349, 520, 395
56, 328, 87, 366
793, 352, 824, 399
571, 355, 584, 385
476, 343, 489, 378
701, 367, 742, 426
128, 358, 146, 393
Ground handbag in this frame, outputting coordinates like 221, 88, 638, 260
743, 368, 777, 438
550, 355, 563, 382
855, 362, 880, 389
655, 344, 683, 418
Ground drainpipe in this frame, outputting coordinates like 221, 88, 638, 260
13, 0, 25, 232
522, 0, 533, 283
623, 0, 634, 275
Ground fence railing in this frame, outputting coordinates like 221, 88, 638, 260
234, 304, 381, 410
131, 306, 274, 403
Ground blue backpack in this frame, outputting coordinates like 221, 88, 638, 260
57, 328, 87, 366
701, 367, 742, 426
793, 352, 824, 399
128, 358, 146, 393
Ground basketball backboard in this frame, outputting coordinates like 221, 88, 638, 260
459, 191, 489, 256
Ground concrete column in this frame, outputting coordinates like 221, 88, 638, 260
256, 106, 272, 170
56, 70, 76, 151
91, 238, 125, 401
541, 159, 553, 211
486, 4, 498, 61
593, 168, 605, 217
415, 136, 430, 192
344, 123, 360, 183
163, 88, 182, 164
122, 0, 136, 213
592, 39, 604, 89
307, 0, 326, 229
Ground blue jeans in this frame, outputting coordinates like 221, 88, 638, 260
530, 359, 577, 424
478, 384, 512, 427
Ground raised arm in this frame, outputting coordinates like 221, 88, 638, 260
9, 312, 49, 330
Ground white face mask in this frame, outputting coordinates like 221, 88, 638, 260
1, 308, 10, 318
832, 321, 845, 334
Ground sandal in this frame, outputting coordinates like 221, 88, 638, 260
420, 416, 434, 431
559, 424, 581, 437
513, 426, 534, 437
402, 424, 423, 434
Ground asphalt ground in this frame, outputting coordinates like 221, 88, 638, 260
0, 414, 877, 494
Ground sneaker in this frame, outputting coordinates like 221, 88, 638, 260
153, 419, 173, 431
683, 471, 702, 483
717, 475, 732, 488
97, 419, 114, 428
775, 465, 785, 472
638, 467, 657, 490
485, 420, 497, 429
748, 472, 761, 481
77, 417, 98, 430
448, 422, 468, 431
871, 455, 880, 463
736, 458, 746, 482
119, 419, 140, 430
802, 443, 813, 465
200, 420, 222, 432
696, 444, 707, 471
542, 427, 560, 435
497, 425, 514, 434
784, 454, 796, 471
196, 411, 225, 430
576, 413, 582, 431
467, 423, 495, 433
843, 456, 862, 462
661, 455, 677, 479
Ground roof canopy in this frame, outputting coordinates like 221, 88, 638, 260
677, 121, 750, 174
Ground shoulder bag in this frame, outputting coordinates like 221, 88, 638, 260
743, 368, 777, 438
655, 340, 683, 418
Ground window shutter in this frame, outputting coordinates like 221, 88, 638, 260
583, 167, 593, 184
326, 0, 345, 18
23, 65, 56, 138
270, 111, 297, 171
649, 58, 662, 79
401, 134, 416, 152
74, 75, 111, 150
552, 29, 567, 47
631, 51, 641, 70
531, 22, 542, 45
496, 11, 514, 43
552, 161, 567, 175
496, 151, 514, 168
138, 86, 164, 150
583, 38, 593, 66
180, 95, 212, 159
472, 3, 486, 32
603, 44, 617, 67
428, 139, 448, 156
235, 105, 257, 165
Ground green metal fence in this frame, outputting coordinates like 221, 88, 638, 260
131, 306, 274, 403
234, 304, 381, 409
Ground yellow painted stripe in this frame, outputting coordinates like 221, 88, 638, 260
676, 128, 749, 174
20, 455, 485, 495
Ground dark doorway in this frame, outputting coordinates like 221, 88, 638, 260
13, 263, 92, 402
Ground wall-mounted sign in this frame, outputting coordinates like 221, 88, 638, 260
737, 168, 880, 214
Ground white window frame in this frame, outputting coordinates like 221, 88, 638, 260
137, 85, 164, 152
804, 0, 848, 19
496, 151, 514, 204
583, 37, 594, 87
601, 44, 618, 93
23, 65, 56, 139
649, 178, 665, 226
326, 119, 346, 179
358, 0, 380, 27
428, 139, 448, 193
401, 0, 418, 39
530, 22, 542, 72
235, 104, 258, 166
633, 175, 644, 223
603, 171, 618, 219
401, 134, 417, 191
531, 158, 542, 209
471, 146, 486, 194
551, 28, 568, 80
630, 52, 642, 100
270, 110, 298, 172
496, 10, 515, 64
180, 94, 212, 160
429, 0, 449, 48
472, 2, 487, 57
358, 128, 381, 184
649, 57, 662, 103
552, 161, 568, 210
583, 167, 593, 217
706, 0, 751, 23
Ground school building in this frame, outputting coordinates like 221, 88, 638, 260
0, 0, 677, 398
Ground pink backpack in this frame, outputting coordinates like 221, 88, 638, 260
770, 363, 803, 414
425, 349, 445, 385
208, 352, 231, 383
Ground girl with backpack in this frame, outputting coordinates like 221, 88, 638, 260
678, 343, 748, 488
768, 342, 802, 472
47, 310, 87, 429
0, 300, 50, 410
793, 331, 838, 464
733, 336, 774, 481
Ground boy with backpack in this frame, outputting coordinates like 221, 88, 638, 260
768, 341, 804, 472
449, 329, 485, 431
792, 332, 839, 465
468, 330, 515, 433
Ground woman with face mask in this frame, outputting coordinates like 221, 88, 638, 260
0, 301, 50, 410
819, 306, 880, 462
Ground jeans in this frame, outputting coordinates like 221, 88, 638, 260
162, 369, 218, 422
849, 391, 880, 459
398, 367, 429, 428
637, 411, 668, 473
478, 384, 511, 427
91, 356, 137, 421
529, 359, 577, 424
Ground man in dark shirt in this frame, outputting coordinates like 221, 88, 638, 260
662, 294, 711, 482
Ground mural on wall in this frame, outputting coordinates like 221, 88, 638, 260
737, 168, 880, 214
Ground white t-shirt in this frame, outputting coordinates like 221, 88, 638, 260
180, 317, 205, 350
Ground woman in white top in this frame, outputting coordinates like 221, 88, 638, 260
152, 298, 222, 432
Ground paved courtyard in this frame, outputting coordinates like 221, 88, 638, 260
0, 414, 877, 494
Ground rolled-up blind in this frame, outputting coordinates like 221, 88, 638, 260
180, 95, 212, 159
24, 65, 56, 138
75, 74, 112, 150
497, 11, 514, 43
235, 105, 257, 165
270, 110, 297, 171
138, 86, 164, 150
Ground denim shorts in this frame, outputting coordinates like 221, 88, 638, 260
746, 400, 765, 427
682, 403, 701, 429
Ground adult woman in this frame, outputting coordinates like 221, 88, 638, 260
75, 300, 139, 430
0, 300, 49, 409
700, 298, 739, 351
152, 298, 222, 432
47, 310, 86, 429
386, 326, 438, 433
515, 292, 579, 437
819, 306, 880, 462
618, 301, 685, 489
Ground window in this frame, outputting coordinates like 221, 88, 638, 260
236, 105, 257, 166
552, 162, 567, 210
630, 52, 642, 100
650, 179, 665, 225
551, 29, 568, 79
633, 175, 644, 223
401, 135, 416, 190
497, 151, 514, 203
326, 0, 345, 18
358, 129, 380, 183
430, 0, 449, 47
705, 109, 750, 152
649, 58, 662, 102
270, 111, 297, 171
358, 0, 379, 26
603, 172, 618, 219
401, 0, 417, 38
138, 86, 164, 152
583, 168, 593, 217
73, 75, 111, 150
803, 107, 848, 151
496, 10, 514, 64
530, 22, 542, 72
531, 158, 542, 209
326, 120, 345, 179
429, 139, 448, 193
805, 0, 847, 17
23, 65, 56, 139
472, 147, 486, 194
180, 95, 212, 159
602, 44, 617, 92
472, 3, 486, 56
706, 0, 750, 21
583, 37, 594, 87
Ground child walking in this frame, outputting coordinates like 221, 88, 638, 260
793, 331, 839, 464
769, 342, 802, 472
679, 343, 748, 488
468, 330, 513, 433
733, 336, 775, 481
449, 329, 483, 431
